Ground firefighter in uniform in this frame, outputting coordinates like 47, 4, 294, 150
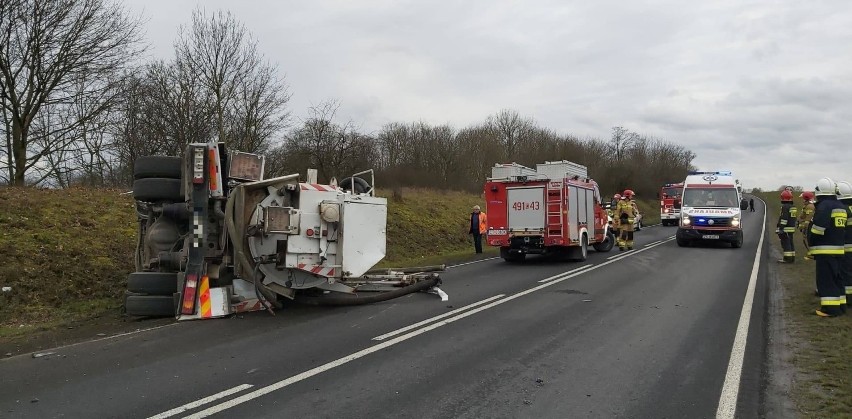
610, 193, 621, 230
835, 181, 852, 308
776, 190, 797, 263
807, 178, 847, 317
798, 191, 816, 260
617, 189, 637, 251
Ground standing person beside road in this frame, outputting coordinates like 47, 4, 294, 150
807, 178, 847, 317
798, 191, 816, 260
835, 181, 852, 308
617, 189, 638, 251
469, 205, 487, 254
749, 198, 755, 212
776, 190, 798, 263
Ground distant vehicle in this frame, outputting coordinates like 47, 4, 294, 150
676, 171, 749, 248
659, 183, 683, 226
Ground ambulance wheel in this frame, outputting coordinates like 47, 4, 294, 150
124, 294, 175, 317
676, 237, 691, 247
731, 237, 743, 248
133, 156, 182, 179
127, 272, 178, 295
133, 178, 183, 202
570, 235, 588, 261
593, 231, 615, 252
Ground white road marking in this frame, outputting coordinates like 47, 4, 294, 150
447, 257, 500, 268
716, 198, 767, 419
183, 238, 676, 418
147, 384, 253, 419
608, 250, 634, 259
371, 294, 506, 341
538, 264, 593, 283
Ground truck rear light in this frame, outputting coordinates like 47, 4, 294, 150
208, 148, 219, 191
192, 147, 205, 184
306, 228, 315, 237
228, 151, 265, 181
181, 273, 199, 314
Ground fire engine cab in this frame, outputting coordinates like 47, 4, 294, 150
484, 161, 614, 262
676, 170, 749, 248
660, 182, 684, 226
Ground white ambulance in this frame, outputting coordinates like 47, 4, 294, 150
676, 171, 749, 248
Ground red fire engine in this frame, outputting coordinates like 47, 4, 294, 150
484, 161, 614, 262
660, 182, 684, 226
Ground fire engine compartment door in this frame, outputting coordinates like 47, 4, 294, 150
507, 186, 545, 233
565, 186, 593, 242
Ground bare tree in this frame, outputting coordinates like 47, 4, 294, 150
486, 109, 535, 160
0, 0, 144, 186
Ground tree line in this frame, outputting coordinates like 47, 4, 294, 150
0, 0, 695, 200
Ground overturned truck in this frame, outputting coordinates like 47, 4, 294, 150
127, 143, 445, 319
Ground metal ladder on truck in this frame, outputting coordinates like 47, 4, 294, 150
546, 181, 564, 243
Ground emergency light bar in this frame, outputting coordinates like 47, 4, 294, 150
688, 170, 732, 176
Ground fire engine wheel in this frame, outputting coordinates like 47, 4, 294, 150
593, 231, 615, 252
127, 272, 179, 295
124, 294, 175, 317
133, 156, 182, 180
133, 178, 183, 202
569, 235, 588, 261
500, 248, 525, 263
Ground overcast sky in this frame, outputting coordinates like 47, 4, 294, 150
124, 0, 852, 191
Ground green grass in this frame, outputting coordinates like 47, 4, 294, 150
0, 187, 136, 336
754, 192, 852, 416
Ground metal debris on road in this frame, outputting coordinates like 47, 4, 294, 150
32, 352, 55, 359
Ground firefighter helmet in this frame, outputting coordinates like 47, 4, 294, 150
836, 181, 852, 199
780, 190, 793, 201
613, 193, 621, 200
622, 189, 635, 199
814, 178, 837, 196
800, 191, 815, 202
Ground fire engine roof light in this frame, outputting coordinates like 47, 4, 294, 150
688, 170, 732, 176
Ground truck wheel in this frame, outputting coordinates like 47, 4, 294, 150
593, 231, 615, 252
127, 272, 178, 295
125, 294, 175, 317
134, 156, 182, 180
570, 235, 589, 261
133, 178, 183, 202
501, 247, 525, 263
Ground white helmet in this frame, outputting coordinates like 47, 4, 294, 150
815, 177, 837, 196
837, 181, 852, 199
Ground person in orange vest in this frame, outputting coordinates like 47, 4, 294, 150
469, 205, 488, 254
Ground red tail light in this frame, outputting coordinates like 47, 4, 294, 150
181, 273, 199, 315
208, 148, 219, 191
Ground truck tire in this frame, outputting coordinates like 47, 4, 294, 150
570, 234, 589, 261
127, 272, 178, 295
134, 156, 182, 180
125, 294, 175, 317
593, 231, 615, 252
501, 247, 525, 263
133, 178, 183, 202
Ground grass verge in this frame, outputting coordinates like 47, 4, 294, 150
755, 191, 852, 416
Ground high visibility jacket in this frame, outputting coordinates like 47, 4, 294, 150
798, 202, 815, 227
470, 212, 488, 234
842, 199, 852, 253
777, 201, 797, 233
617, 199, 636, 220
807, 196, 847, 255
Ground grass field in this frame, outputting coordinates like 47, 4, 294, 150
755, 191, 852, 417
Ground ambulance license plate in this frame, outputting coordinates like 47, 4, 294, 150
702, 234, 720, 240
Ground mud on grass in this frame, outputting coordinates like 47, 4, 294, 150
757, 192, 852, 416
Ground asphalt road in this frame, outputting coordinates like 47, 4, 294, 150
0, 200, 772, 419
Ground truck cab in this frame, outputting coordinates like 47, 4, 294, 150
676, 171, 748, 248
660, 183, 683, 226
